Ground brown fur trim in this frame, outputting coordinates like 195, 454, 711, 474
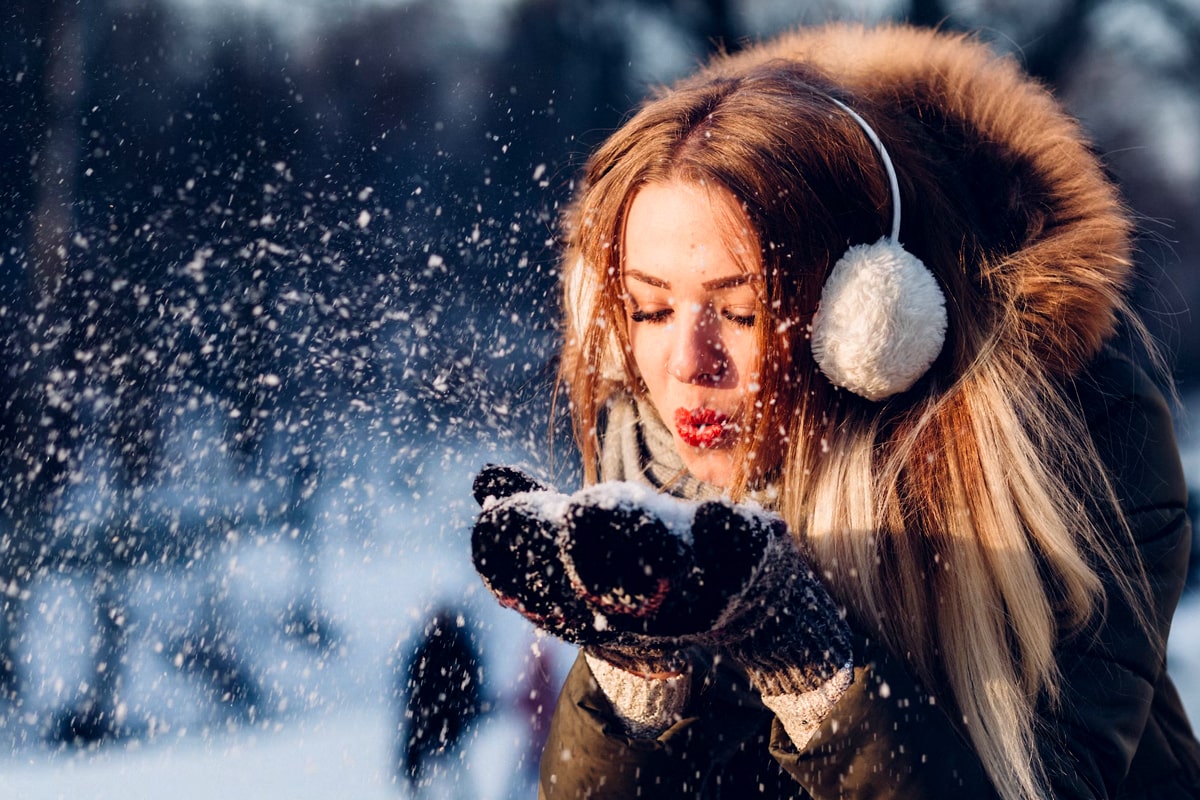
705, 24, 1134, 378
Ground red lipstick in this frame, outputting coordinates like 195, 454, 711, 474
674, 407, 729, 448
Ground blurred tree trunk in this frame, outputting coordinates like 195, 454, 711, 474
1, 0, 86, 708
26, 0, 84, 299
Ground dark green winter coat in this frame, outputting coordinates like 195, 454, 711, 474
537, 349, 1200, 799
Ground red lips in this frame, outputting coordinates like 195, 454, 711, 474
674, 407, 729, 448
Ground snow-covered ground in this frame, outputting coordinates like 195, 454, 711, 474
0, 520, 573, 798
3, 616, 1197, 799
3, 579, 1197, 799
0, 428, 1197, 799
0, 705, 551, 799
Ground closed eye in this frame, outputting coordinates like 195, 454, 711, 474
723, 310, 755, 327
629, 308, 672, 324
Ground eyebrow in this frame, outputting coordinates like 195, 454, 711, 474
624, 270, 757, 291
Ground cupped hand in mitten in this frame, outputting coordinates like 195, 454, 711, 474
472, 465, 692, 674
471, 464, 852, 692
562, 486, 854, 696
472, 466, 753, 642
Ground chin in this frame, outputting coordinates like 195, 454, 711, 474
679, 448, 734, 488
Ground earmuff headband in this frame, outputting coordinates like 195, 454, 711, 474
829, 98, 902, 242
809, 98, 948, 401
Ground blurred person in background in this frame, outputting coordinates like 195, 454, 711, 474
395, 607, 483, 795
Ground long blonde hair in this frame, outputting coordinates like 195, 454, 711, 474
557, 25, 1155, 800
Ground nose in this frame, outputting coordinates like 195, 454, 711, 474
666, 305, 726, 384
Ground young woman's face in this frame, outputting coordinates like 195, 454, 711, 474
622, 180, 763, 487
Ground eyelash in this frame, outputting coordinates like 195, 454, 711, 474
629, 309, 671, 324
628, 308, 756, 328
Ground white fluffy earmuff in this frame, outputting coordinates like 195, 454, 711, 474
810, 100, 947, 401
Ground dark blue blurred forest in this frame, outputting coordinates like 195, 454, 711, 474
0, 0, 1197, 777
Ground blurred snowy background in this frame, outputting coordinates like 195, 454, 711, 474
0, 0, 1198, 797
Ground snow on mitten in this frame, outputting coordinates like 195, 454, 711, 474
471, 463, 552, 504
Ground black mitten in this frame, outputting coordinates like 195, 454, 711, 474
471, 465, 592, 641
471, 465, 853, 697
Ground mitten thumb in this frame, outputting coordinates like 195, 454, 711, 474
472, 464, 553, 508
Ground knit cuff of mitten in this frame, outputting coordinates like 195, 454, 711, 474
585, 639, 692, 679
737, 647, 853, 696
585, 651, 691, 739
760, 660, 854, 749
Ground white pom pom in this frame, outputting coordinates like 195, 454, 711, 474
811, 238, 947, 401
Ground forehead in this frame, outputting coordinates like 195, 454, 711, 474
622, 180, 759, 283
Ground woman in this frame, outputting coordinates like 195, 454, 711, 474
470, 22, 1200, 799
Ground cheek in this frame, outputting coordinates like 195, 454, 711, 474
624, 326, 652, 386
626, 326, 660, 388
730, 333, 763, 388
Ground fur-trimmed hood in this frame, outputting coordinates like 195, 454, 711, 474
702, 23, 1135, 380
